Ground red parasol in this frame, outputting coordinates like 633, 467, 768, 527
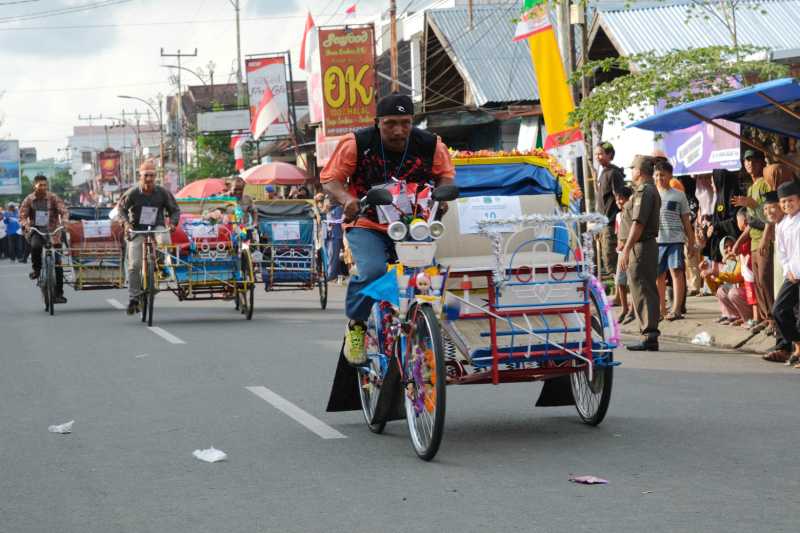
176, 178, 228, 198
241, 162, 308, 186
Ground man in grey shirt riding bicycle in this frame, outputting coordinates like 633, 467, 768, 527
117, 160, 180, 315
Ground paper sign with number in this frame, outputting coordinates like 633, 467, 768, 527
457, 196, 523, 234
34, 210, 49, 227
82, 220, 112, 238
271, 222, 301, 241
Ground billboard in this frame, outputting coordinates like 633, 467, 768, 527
245, 56, 290, 138
318, 26, 377, 136
197, 109, 251, 133
0, 140, 21, 195
661, 120, 741, 175
97, 149, 121, 182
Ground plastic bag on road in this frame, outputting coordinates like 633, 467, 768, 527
193, 447, 227, 463
48, 420, 74, 434
569, 475, 608, 485
691, 331, 713, 346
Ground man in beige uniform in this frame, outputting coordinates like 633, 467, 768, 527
619, 155, 661, 351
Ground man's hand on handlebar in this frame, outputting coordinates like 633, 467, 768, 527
343, 196, 361, 222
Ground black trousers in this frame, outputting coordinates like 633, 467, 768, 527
772, 279, 800, 350
29, 233, 64, 295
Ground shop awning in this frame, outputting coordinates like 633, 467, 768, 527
629, 78, 800, 138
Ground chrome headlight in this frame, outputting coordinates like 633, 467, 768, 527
387, 220, 408, 241
429, 220, 446, 240
409, 219, 430, 241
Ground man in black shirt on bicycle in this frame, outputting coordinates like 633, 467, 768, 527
117, 160, 180, 315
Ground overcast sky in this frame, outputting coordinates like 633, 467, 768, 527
0, 0, 386, 159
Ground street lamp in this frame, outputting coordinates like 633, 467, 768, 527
117, 94, 165, 184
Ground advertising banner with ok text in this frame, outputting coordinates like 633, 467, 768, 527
0, 140, 21, 195
246, 56, 291, 138
318, 26, 376, 137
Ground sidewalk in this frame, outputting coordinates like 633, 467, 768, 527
616, 294, 775, 353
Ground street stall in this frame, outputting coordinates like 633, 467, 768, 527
629, 77, 800, 171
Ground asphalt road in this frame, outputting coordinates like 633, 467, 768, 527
1, 260, 798, 533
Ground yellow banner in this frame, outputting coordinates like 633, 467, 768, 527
527, 27, 574, 138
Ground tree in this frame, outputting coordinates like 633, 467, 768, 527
682, 1, 767, 58
183, 132, 236, 182
49, 170, 73, 197
567, 45, 788, 131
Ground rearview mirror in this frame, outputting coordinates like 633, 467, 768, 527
432, 184, 459, 202
365, 188, 394, 206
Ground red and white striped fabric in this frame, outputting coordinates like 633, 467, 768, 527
250, 86, 282, 140
298, 12, 315, 72
230, 134, 249, 171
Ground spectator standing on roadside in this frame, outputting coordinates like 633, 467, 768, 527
594, 142, 625, 277
619, 155, 661, 351
3, 203, 23, 262
0, 206, 6, 260
614, 186, 635, 324
654, 160, 694, 321
766, 181, 800, 365
731, 149, 771, 333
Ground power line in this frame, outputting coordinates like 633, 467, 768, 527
0, 11, 380, 31
0, 0, 41, 6
3, 81, 169, 94
0, 0, 130, 24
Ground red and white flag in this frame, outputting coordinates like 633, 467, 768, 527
230, 133, 250, 171
298, 11, 315, 71
250, 86, 282, 140
345, 3, 356, 17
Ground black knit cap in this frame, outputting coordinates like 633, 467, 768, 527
764, 190, 779, 204
377, 93, 414, 117
777, 180, 800, 198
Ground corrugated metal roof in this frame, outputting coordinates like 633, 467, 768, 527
599, 0, 800, 56
427, 4, 539, 106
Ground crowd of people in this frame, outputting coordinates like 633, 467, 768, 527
1, 202, 31, 263
596, 142, 800, 365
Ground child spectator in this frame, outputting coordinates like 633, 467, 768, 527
655, 160, 694, 321
709, 237, 751, 325
614, 186, 634, 324
766, 181, 800, 365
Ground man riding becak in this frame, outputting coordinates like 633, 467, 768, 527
321, 93, 456, 365
117, 159, 181, 315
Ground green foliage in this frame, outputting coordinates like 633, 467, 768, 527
568, 45, 788, 130
183, 132, 235, 182
49, 170, 73, 196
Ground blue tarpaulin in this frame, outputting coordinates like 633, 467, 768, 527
629, 77, 800, 138
454, 163, 561, 198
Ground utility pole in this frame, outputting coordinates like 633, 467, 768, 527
468, 0, 473, 30
161, 47, 197, 189
230, 0, 244, 106
78, 113, 105, 178
390, 0, 399, 92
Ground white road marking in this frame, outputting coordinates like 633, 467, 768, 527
246, 386, 346, 440
107, 298, 126, 310
135, 353, 150, 359
147, 327, 186, 345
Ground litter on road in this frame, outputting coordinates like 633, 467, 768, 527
193, 447, 227, 463
48, 420, 74, 434
569, 475, 608, 485
691, 331, 713, 346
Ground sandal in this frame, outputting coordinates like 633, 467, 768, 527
763, 350, 789, 363
785, 353, 800, 367
665, 312, 683, 321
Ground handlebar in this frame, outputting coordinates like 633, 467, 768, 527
127, 227, 172, 241
29, 226, 64, 238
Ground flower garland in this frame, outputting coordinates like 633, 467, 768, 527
450, 148, 583, 202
